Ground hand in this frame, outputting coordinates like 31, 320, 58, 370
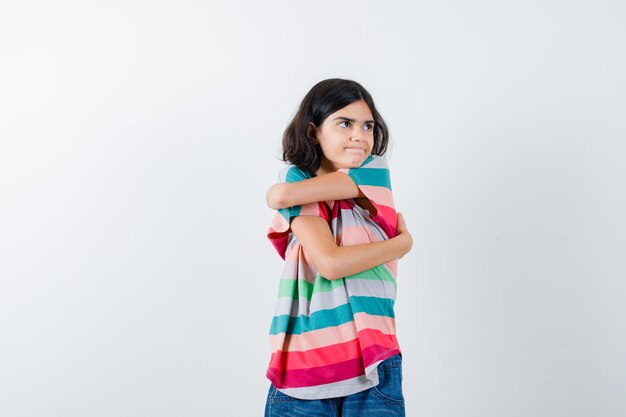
395, 212, 413, 258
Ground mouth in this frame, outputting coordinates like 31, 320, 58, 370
345, 147, 366, 153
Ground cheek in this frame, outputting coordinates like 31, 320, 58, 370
319, 142, 335, 157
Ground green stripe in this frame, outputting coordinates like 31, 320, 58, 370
277, 275, 344, 299
344, 265, 396, 285
269, 296, 395, 335
278, 265, 396, 300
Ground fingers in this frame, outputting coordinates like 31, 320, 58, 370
397, 212, 405, 226
396, 212, 406, 233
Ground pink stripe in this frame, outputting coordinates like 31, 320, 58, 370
269, 212, 289, 233
340, 225, 381, 243
269, 315, 397, 353
285, 243, 301, 261
299, 202, 323, 216
269, 321, 359, 352
383, 259, 398, 275
353, 312, 397, 335
359, 185, 395, 208
284, 241, 318, 269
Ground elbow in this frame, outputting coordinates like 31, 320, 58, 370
266, 184, 290, 209
317, 254, 343, 281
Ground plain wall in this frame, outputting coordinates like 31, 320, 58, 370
1, 1, 625, 416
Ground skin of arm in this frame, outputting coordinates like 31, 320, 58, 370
290, 212, 412, 281
266, 171, 363, 209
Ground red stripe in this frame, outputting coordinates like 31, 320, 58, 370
330, 200, 354, 222
267, 356, 364, 388
357, 328, 399, 353
268, 329, 400, 373
269, 338, 361, 372
329, 199, 397, 239
268, 231, 288, 260
267, 345, 402, 389
362, 344, 402, 366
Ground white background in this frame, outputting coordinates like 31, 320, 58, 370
1, 1, 625, 416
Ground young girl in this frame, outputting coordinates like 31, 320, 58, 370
264, 79, 412, 417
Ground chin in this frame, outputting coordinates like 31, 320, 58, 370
348, 157, 367, 167
341, 161, 361, 169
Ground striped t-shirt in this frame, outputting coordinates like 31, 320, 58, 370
266, 155, 402, 400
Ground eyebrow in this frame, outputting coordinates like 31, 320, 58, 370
332, 116, 375, 124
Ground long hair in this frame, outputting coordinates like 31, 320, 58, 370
282, 79, 389, 175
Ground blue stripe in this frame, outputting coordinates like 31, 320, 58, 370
278, 166, 313, 222
349, 296, 395, 316
269, 296, 395, 335
285, 166, 312, 183
278, 205, 302, 222
348, 168, 391, 189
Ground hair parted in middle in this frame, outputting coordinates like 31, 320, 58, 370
282, 78, 389, 175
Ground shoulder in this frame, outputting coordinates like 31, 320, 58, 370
340, 154, 392, 188
277, 165, 313, 184
361, 154, 390, 169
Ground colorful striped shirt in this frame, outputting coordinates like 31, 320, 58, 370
266, 155, 401, 400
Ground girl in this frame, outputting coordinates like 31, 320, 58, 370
264, 79, 412, 417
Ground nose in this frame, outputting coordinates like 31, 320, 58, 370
351, 128, 364, 141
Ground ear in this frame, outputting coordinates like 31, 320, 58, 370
307, 122, 318, 144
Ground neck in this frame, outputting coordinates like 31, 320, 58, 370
315, 158, 337, 176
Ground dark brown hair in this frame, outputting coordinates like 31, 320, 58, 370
282, 78, 389, 175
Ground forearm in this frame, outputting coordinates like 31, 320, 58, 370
266, 172, 361, 209
290, 214, 412, 281
324, 234, 412, 280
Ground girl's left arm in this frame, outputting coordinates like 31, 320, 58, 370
266, 171, 364, 209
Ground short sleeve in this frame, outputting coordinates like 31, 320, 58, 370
267, 165, 331, 260
336, 155, 397, 239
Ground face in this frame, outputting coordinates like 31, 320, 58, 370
311, 99, 375, 175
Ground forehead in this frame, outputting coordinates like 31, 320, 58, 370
326, 100, 373, 122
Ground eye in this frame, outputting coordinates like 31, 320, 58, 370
338, 121, 350, 128
364, 123, 375, 131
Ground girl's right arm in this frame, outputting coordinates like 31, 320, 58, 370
266, 171, 362, 209
290, 212, 412, 280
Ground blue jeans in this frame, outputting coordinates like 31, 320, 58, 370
264, 354, 405, 417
